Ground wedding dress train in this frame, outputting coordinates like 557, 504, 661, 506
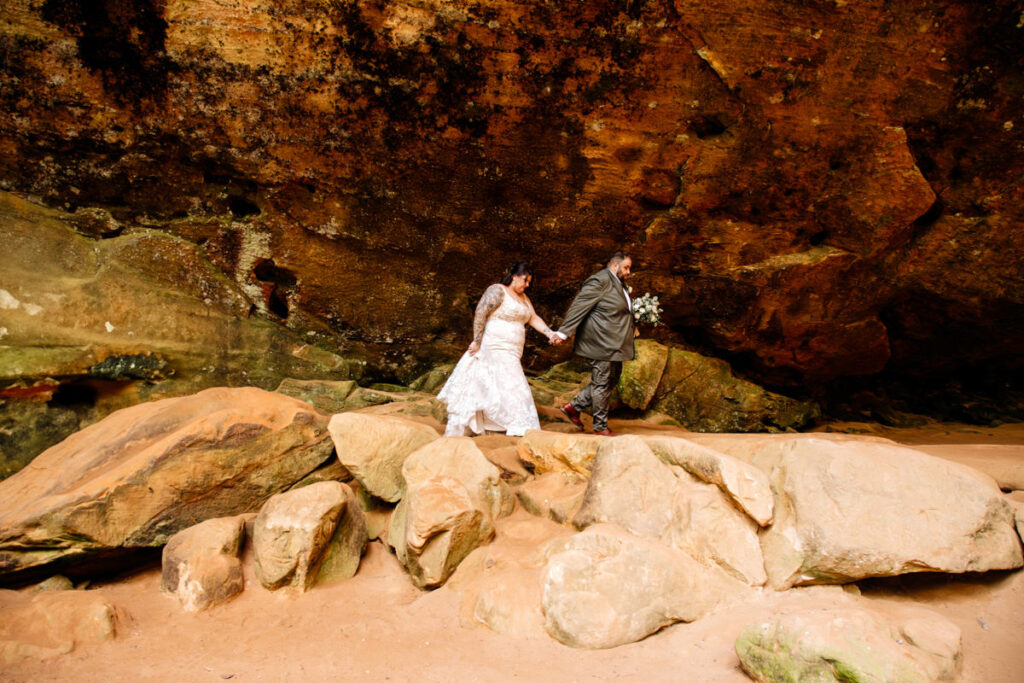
437, 289, 541, 437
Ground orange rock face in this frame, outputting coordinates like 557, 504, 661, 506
0, 1, 1021, 401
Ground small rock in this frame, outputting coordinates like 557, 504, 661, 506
31, 575, 75, 592
161, 516, 246, 612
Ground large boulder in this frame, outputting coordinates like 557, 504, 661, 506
387, 477, 493, 589
573, 436, 766, 586
516, 430, 604, 476
161, 516, 246, 612
910, 443, 1024, 493
400, 437, 514, 520
328, 413, 439, 502
760, 438, 1024, 589
448, 513, 573, 639
0, 387, 335, 585
641, 435, 774, 526
635, 342, 819, 432
0, 589, 118, 665
736, 606, 962, 683
253, 481, 367, 591
541, 523, 750, 649
386, 437, 509, 588
618, 339, 670, 410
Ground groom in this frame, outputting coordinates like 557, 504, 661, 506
554, 251, 635, 436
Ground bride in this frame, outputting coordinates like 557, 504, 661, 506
438, 262, 562, 437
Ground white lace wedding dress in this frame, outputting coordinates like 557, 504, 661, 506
438, 288, 541, 437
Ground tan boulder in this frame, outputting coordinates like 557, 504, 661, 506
911, 443, 1024, 492
161, 516, 246, 612
516, 472, 587, 525
386, 476, 494, 589
736, 605, 962, 682
253, 481, 367, 591
1010, 497, 1024, 545
448, 512, 573, 639
0, 589, 118, 665
541, 523, 751, 649
387, 437, 521, 588
572, 437, 680, 538
401, 437, 513, 520
0, 387, 334, 585
642, 434, 774, 526
573, 436, 766, 586
761, 438, 1024, 589
328, 413, 439, 502
516, 430, 604, 476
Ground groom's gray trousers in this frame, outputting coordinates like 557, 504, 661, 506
569, 359, 622, 432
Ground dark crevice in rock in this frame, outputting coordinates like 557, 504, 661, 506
253, 260, 296, 320
689, 115, 728, 139
809, 230, 829, 247
253, 260, 297, 286
0, 547, 163, 589
910, 198, 945, 243
48, 383, 99, 409
228, 195, 261, 219
268, 288, 290, 320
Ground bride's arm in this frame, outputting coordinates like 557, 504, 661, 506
469, 284, 504, 354
525, 298, 558, 342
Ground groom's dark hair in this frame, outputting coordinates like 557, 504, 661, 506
607, 251, 631, 268
500, 262, 533, 285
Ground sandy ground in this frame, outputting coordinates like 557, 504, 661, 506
2, 419, 1023, 682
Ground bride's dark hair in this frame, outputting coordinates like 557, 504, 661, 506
500, 262, 533, 286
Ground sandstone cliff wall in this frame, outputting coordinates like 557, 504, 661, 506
1, 1, 1022, 418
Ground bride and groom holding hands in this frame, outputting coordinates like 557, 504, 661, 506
438, 251, 635, 438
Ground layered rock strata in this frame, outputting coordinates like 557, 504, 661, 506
0, 0, 1020, 422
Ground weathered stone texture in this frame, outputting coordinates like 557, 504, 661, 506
0, 387, 335, 585
0, 0, 1019, 413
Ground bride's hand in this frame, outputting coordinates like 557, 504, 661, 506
468, 340, 481, 355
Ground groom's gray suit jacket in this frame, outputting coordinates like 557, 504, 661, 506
557, 267, 635, 362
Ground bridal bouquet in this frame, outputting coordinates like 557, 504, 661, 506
631, 291, 663, 326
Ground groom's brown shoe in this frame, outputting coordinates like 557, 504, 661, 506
559, 403, 585, 431
593, 429, 622, 437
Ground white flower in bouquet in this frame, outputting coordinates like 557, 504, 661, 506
632, 292, 663, 326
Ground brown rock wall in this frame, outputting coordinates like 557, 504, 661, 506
0, 0, 1021, 407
